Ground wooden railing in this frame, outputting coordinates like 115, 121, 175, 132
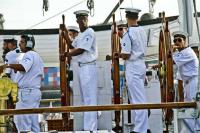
0, 102, 196, 116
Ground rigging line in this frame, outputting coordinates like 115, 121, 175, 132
16, 0, 87, 35
131, 0, 133, 8
193, 0, 200, 43
119, 0, 122, 21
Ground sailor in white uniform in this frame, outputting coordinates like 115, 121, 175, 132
61, 10, 98, 132
4, 39, 22, 82
116, 21, 127, 39
172, 31, 199, 133
2, 35, 44, 133
67, 26, 80, 82
67, 26, 80, 105
115, 8, 149, 133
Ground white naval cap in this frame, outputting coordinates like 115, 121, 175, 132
124, 7, 141, 14
172, 31, 188, 39
67, 26, 80, 32
123, 7, 141, 19
74, 10, 89, 18
116, 20, 126, 27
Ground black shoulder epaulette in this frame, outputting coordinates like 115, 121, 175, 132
15, 49, 20, 53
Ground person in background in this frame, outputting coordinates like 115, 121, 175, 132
67, 26, 80, 41
1, 39, 10, 62
3, 38, 22, 110
116, 21, 127, 97
7, 38, 18, 51
4, 38, 21, 81
67, 26, 80, 105
117, 21, 127, 39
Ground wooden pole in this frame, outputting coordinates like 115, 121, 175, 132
0, 102, 196, 116
111, 14, 122, 133
59, 15, 67, 107
178, 80, 184, 102
158, 12, 175, 133
59, 14, 72, 130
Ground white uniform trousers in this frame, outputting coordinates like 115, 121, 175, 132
180, 76, 200, 133
125, 60, 148, 133
77, 63, 98, 131
14, 89, 41, 133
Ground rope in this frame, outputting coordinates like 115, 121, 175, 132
16, 0, 87, 35
119, 0, 122, 21
87, 0, 95, 17
131, 0, 133, 8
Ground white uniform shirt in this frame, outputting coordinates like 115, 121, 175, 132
5, 48, 21, 81
72, 28, 98, 63
173, 47, 199, 81
17, 51, 44, 89
121, 26, 147, 61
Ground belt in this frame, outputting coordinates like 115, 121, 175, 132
78, 60, 96, 67
19, 88, 39, 92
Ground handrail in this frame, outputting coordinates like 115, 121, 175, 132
0, 102, 196, 116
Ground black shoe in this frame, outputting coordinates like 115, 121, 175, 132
130, 130, 150, 133
130, 131, 138, 133
147, 129, 151, 133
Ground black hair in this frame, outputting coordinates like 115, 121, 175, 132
76, 14, 88, 18
126, 12, 139, 20
3, 38, 17, 46
68, 29, 79, 33
9, 38, 17, 46
21, 34, 35, 49
3, 39, 10, 43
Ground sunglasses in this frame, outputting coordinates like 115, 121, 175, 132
173, 38, 182, 43
118, 28, 123, 31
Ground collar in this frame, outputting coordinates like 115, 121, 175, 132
129, 25, 139, 27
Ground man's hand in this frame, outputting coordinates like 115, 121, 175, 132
171, 45, 180, 52
0, 66, 3, 74
64, 52, 71, 58
59, 53, 66, 61
114, 52, 120, 59
120, 53, 130, 60
0, 64, 7, 74
59, 52, 72, 61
